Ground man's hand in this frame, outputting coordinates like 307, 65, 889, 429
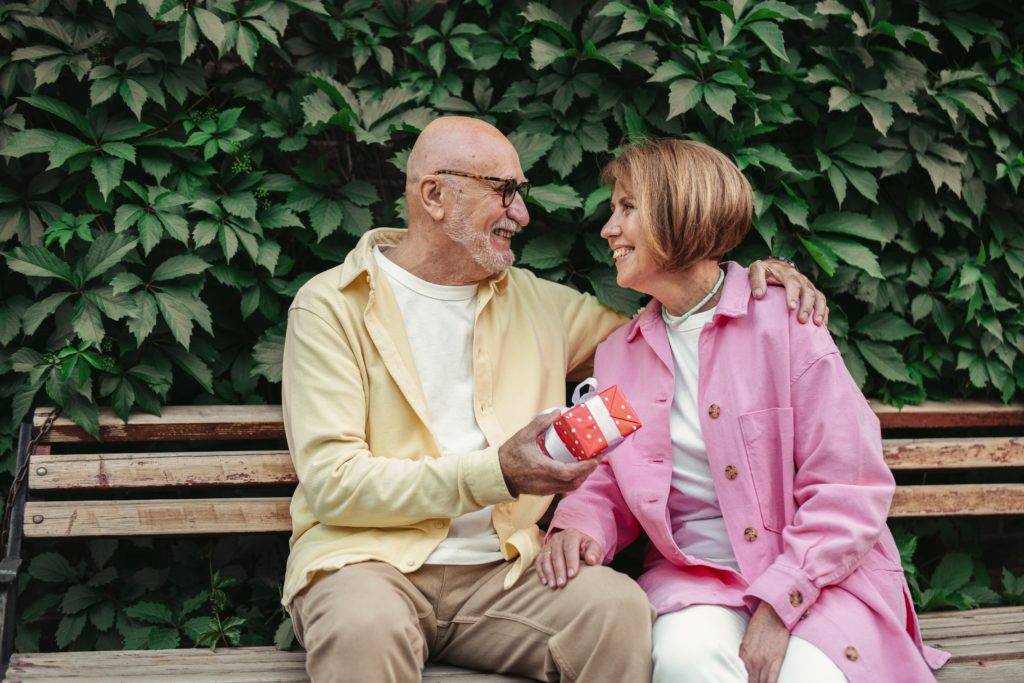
739, 602, 790, 683
498, 412, 600, 497
535, 529, 604, 589
748, 259, 828, 326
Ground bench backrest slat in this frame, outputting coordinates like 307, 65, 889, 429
883, 437, 1024, 470
890, 484, 1024, 517
29, 450, 295, 490
23, 498, 291, 537
34, 405, 285, 443
870, 400, 1024, 429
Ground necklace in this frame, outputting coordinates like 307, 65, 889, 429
664, 267, 725, 324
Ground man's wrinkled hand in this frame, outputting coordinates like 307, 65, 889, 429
748, 259, 828, 327
498, 412, 600, 497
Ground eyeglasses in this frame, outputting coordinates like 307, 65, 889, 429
434, 169, 531, 208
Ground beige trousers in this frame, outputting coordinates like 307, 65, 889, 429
290, 560, 654, 683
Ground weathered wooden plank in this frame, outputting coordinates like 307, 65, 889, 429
33, 400, 1023, 444
4, 648, 529, 681
871, 400, 1024, 430
920, 607, 1024, 629
22, 499, 292, 537
889, 485, 1024, 517
29, 450, 296, 490
925, 632, 1024, 661
936, 658, 1024, 682
33, 405, 285, 444
25, 437, 1020, 493
884, 438, 1024, 470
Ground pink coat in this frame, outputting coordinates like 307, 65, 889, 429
550, 263, 948, 682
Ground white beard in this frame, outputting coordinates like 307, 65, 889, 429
446, 206, 517, 275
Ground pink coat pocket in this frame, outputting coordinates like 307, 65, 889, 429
739, 408, 795, 532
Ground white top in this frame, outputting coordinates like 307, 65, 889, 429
374, 246, 504, 565
662, 304, 739, 570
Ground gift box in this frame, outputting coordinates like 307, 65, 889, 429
537, 378, 642, 464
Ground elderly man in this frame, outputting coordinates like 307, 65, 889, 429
282, 116, 826, 682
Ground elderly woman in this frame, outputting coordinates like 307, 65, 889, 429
537, 139, 948, 682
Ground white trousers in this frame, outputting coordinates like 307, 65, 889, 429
652, 605, 847, 683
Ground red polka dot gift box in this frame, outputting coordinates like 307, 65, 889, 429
536, 378, 643, 464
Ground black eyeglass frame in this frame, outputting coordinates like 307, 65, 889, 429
434, 169, 531, 208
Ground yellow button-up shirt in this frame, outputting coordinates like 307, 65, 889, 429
281, 228, 627, 608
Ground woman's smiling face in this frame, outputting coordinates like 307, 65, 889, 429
600, 176, 662, 294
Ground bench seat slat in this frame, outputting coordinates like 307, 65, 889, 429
6, 607, 1024, 681
29, 451, 296, 490
4, 648, 529, 681
23, 499, 291, 537
889, 484, 1024, 517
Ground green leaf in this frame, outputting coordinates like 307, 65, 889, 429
668, 79, 701, 120
856, 340, 912, 383
72, 298, 105, 343
703, 84, 736, 122
28, 552, 78, 583
587, 266, 646, 315
746, 21, 788, 61
931, 553, 974, 595
530, 39, 568, 70
193, 8, 226, 52
274, 618, 295, 650
817, 237, 883, 277
862, 98, 894, 135
148, 627, 181, 650
55, 614, 87, 649
61, 586, 101, 614
797, 236, 838, 276
856, 312, 920, 341
6, 246, 76, 283
78, 233, 138, 282
253, 330, 285, 382
528, 184, 582, 212
519, 232, 575, 269
152, 255, 211, 281
91, 156, 126, 201
811, 212, 889, 243
124, 601, 174, 625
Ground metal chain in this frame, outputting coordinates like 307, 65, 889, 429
2, 408, 61, 551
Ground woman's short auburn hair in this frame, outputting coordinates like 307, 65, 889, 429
601, 138, 752, 271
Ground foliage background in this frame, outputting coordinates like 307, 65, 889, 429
0, 0, 1022, 654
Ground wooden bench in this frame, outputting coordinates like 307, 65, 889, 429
1, 401, 1022, 681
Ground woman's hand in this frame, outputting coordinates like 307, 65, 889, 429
748, 259, 828, 326
739, 602, 791, 683
535, 529, 604, 589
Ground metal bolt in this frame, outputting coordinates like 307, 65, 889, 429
35, 466, 47, 476
31, 515, 43, 524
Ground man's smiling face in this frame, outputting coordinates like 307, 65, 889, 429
439, 148, 531, 277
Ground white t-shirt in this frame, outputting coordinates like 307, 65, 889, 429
373, 246, 504, 565
662, 304, 739, 570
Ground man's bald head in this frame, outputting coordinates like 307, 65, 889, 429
406, 116, 520, 190
393, 115, 530, 283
